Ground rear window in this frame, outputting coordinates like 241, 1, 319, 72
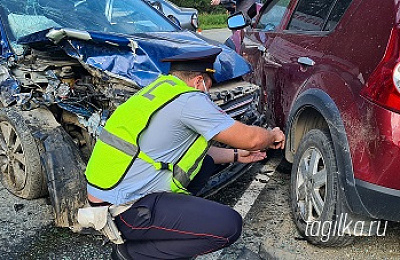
288, 0, 352, 32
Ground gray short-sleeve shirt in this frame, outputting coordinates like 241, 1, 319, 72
87, 91, 234, 205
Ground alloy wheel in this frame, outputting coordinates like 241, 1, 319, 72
0, 121, 26, 192
296, 146, 327, 222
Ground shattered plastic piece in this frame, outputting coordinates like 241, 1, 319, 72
44, 71, 60, 104
0, 78, 20, 106
128, 39, 139, 55
57, 102, 93, 118
256, 174, 270, 183
0, 65, 10, 82
78, 111, 106, 137
55, 83, 71, 99
46, 28, 92, 44
15, 92, 32, 106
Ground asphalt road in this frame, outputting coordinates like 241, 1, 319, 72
200, 28, 232, 44
2, 153, 400, 259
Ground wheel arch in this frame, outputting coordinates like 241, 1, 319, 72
285, 88, 370, 216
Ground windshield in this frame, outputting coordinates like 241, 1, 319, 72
0, 0, 179, 46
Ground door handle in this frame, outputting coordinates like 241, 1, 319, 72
297, 57, 315, 66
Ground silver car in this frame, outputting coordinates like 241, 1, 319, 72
147, 0, 198, 31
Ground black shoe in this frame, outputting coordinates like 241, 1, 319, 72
111, 243, 133, 260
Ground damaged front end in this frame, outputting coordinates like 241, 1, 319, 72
0, 0, 263, 228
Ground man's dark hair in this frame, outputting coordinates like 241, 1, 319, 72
170, 70, 208, 82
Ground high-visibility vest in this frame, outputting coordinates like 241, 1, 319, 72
85, 75, 210, 194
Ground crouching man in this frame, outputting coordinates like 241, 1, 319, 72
80, 48, 285, 259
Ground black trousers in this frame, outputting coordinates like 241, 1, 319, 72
114, 156, 243, 259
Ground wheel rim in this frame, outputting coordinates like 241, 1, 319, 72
296, 147, 327, 222
0, 121, 26, 191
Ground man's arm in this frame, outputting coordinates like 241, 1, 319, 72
207, 146, 267, 164
179, 93, 284, 151
213, 121, 285, 151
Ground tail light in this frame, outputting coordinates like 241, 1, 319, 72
361, 26, 400, 113
191, 13, 198, 29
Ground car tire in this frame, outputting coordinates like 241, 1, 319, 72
0, 108, 47, 199
290, 129, 353, 246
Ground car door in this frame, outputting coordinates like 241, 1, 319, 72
242, 0, 350, 128
240, 0, 293, 127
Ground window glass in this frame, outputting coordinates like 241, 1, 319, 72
256, 0, 290, 31
288, 0, 334, 31
323, 0, 352, 31
0, 0, 178, 52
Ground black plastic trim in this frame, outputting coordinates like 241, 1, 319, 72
355, 179, 400, 221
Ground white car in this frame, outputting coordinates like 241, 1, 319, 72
147, 0, 198, 31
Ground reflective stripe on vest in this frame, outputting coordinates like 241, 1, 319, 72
99, 128, 174, 171
85, 75, 210, 192
99, 129, 138, 157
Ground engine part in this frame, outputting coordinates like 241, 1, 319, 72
60, 66, 75, 87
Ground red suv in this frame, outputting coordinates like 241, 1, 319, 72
228, 0, 400, 246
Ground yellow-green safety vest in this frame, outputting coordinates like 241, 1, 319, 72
85, 75, 210, 194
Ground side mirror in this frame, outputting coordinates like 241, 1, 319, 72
227, 12, 250, 30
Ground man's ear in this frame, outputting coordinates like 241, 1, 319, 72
193, 75, 203, 89
186, 75, 198, 89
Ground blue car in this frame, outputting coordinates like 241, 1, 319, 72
0, 0, 262, 228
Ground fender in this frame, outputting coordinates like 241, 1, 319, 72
21, 108, 87, 229
286, 88, 371, 216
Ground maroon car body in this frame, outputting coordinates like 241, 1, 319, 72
229, 0, 400, 245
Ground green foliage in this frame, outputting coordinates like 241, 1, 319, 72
169, 0, 227, 14
168, 0, 229, 29
198, 13, 228, 30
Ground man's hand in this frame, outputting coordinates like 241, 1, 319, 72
268, 127, 285, 149
213, 122, 285, 151
237, 150, 266, 163
211, 0, 221, 6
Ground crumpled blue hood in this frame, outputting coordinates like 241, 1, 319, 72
18, 29, 251, 87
